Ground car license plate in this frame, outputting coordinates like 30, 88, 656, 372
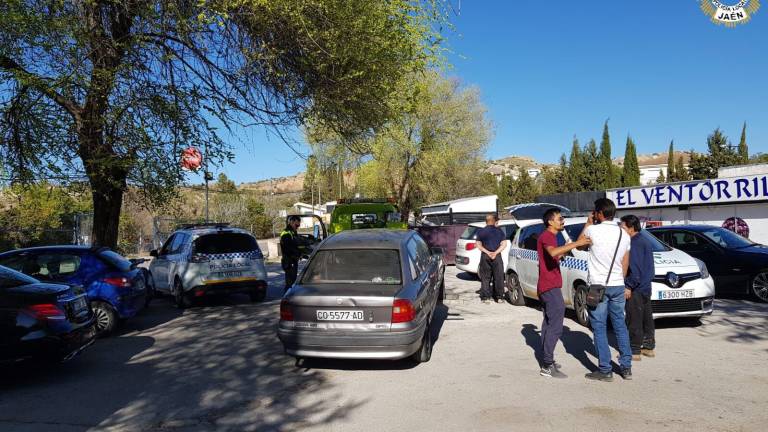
316, 310, 364, 321
658, 289, 694, 300
217, 271, 242, 278
71, 296, 87, 313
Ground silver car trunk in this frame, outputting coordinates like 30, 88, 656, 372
289, 283, 402, 331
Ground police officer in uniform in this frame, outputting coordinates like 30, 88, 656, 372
280, 215, 302, 293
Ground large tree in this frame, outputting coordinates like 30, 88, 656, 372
666, 140, 677, 181
582, 139, 600, 191
567, 137, 585, 192
738, 122, 749, 164
598, 120, 618, 189
0, 0, 446, 247
310, 71, 492, 218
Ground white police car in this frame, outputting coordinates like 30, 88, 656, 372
506, 218, 716, 326
455, 220, 518, 274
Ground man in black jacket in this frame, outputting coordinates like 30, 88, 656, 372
280, 216, 302, 293
621, 215, 656, 360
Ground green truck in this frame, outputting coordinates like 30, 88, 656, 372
328, 198, 408, 234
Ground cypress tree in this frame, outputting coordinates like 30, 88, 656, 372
568, 137, 586, 192
583, 139, 600, 191
738, 122, 749, 163
599, 120, 615, 188
622, 136, 641, 186
558, 153, 569, 192
666, 140, 676, 182
656, 170, 666, 184
675, 156, 689, 181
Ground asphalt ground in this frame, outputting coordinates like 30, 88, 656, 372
1, 265, 766, 432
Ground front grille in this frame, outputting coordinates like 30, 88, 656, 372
652, 297, 712, 314
652, 272, 701, 288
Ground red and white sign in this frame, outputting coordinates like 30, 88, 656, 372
181, 147, 203, 171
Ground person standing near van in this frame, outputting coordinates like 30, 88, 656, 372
476, 213, 508, 304
620, 215, 656, 360
537, 208, 592, 378
280, 216, 302, 293
579, 198, 633, 382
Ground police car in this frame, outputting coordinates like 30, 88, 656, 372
455, 220, 518, 274
506, 218, 716, 326
148, 224, 268, 308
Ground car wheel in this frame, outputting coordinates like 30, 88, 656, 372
92, 301, 117, 336
574, 284, 590, 327
144, 274, 156, 308
249, 288, 267, 303
506, 272, 526, 306
173, 279, 192, 309
751, 271, 768, 303
411, 323, 433, 364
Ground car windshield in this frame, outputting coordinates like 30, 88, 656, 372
301, 249, 402, 284
0, 265, 38, 288
194, 233, 259, 254
701, 228, 754, 249
639, 230, 671, 252
460, 226, 479, 240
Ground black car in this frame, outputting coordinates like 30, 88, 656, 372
0, 265, 96, 363
648, 225, 768, 302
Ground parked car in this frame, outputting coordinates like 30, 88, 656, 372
648, 225, 768, 302
149, 224, 268, 308
455, 220, 518, 274
278, 229, 444, 363
0, 265, 96, 363
0, 246, 147, 336
506, 219, 716, 326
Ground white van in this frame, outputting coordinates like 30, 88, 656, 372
506, 218, 716, 326
455, 221, 518, 274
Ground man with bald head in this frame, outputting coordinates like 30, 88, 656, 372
476, 213, 508, 304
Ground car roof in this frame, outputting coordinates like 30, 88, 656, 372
175, 226, 253, 236
468, 220, 518, 228
646, 225, 718, 232
320, 229, 412, 250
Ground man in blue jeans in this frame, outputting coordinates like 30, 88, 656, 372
578, 198, 633, 381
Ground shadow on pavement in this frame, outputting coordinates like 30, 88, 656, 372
696, 298, 768, 345
521, 324, 598, 372
0, 291, 363, 431
455, 272, 479, 281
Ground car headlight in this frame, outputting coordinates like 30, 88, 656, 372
694, 258, 710, 279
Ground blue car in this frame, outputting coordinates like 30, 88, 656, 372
0, 246, 148, 336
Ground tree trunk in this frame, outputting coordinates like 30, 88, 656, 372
90, 180, 125, 248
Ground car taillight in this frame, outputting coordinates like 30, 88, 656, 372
101, 277, 132, 288
190, 253, 210, 263
280, 299, 294, 321
465, 243, 476, 251
392, 299, 415, 323
26, 303, 66, 321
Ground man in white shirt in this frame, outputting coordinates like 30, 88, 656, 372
578, 198, 633, 382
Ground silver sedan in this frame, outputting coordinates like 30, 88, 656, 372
277, 229, 445, 363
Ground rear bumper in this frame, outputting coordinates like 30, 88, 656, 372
455, 252, 479, 274
277, 322, 425, 360
3, 320, 97, 363
190, 279, 267, 297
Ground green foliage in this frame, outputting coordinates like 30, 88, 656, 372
622, 136, 640, 187
0, 182, 91, 249
582, 139, 600, 191
750, 153, 768, 164
567, 137, 585, 192
598, 121, 619, 188
688, 128, 741, 179
688, 150, 709, 180
675, 156, 690, 181
655, 170, 666, 184
217, 173, 237, 194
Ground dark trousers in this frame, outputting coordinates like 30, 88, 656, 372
478, 254, 505, 300
539, 288, 565, 366
626, 291, 655, 353
282, 258, 298, 292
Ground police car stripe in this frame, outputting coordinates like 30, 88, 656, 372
202, 250, 263, 260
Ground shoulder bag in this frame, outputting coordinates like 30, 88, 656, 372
585, 226, 623, 308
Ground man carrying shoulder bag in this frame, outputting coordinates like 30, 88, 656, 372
577, 198, 633, 382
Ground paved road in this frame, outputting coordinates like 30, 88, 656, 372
1, 265, 767, 432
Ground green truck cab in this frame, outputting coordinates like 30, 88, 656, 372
329, 198, 408, 234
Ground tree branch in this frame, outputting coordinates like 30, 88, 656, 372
0, 55, 83, 124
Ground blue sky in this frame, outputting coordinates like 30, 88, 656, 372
206, 0, 768, 184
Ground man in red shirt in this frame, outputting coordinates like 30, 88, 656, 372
537, 208, 591, 378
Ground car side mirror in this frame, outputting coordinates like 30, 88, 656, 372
150, 250, 158, 257
430, 247, 445, 256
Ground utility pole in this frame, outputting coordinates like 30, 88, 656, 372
203, 142, 213, 223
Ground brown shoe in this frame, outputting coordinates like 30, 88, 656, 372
641, 349, 655, 358
632, 354, 642, 361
